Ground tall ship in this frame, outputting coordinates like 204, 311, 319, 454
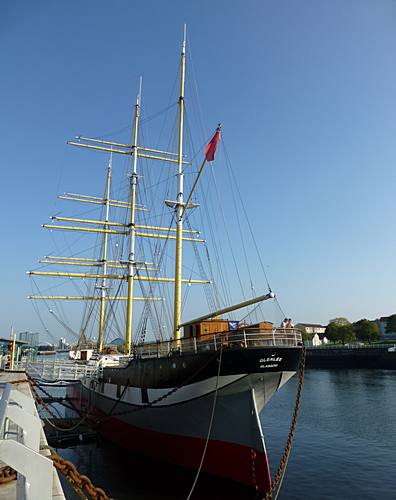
28, 29, 303, 496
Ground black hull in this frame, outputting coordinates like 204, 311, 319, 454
101, 346, 301, 387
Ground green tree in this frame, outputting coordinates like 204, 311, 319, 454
337, 323, 356, 344
353, 319, 379, 343
329, 317, 350, 327
296, 324, 314, 342
325, 318, 355, 344
325, 322, 339, 343
385, 314, 396, 335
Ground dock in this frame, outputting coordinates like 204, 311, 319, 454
0, 370, 65, 499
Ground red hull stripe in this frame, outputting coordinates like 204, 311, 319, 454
69, 388, 271, 493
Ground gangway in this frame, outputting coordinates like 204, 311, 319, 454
13, 360, 99, 383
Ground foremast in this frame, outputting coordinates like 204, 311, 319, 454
173, 26, 186, 341
98, 156, 112, 351
125, 86, 141, 354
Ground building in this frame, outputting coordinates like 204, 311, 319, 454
19, 331, 39, 347
376, 316, 396, 339
58, 337, 70, 350
296, 323, 326, 335
0, 338, 28, 368
296, 323, 328, 347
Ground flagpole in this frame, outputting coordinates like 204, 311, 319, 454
180, 158, 206, 221
181, 125, 222, 220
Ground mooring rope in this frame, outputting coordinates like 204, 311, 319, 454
186, 345, 223, 500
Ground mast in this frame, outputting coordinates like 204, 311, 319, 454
125, 81, 141, 354
173, 25, 186, 340
98, 155, 112, 352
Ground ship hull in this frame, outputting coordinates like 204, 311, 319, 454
68, 346, 301, 494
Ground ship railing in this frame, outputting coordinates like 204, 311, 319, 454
135, 328, 302, 359
10, 360, 99, 382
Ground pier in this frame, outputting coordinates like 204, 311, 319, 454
0, 371, 65, 499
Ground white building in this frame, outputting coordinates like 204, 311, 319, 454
296, 323, 326, 335
296, 323, 329, 347
311, 333, 329, 346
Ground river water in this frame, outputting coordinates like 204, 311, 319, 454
58, 369, 396, 499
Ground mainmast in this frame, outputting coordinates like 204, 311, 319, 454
98, 155, 112, 352
173, 26, 186, 341
125, 82, 141, 354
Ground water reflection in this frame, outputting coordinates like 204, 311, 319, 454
59, 440, 257, 500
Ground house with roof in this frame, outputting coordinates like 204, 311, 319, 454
296, 323, 329, 347
296, 323, 326, 334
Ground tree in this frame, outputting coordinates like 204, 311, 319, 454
337, 324, 355, 344
385, 314, 396, 335
325, 322, 339, 343
325, 318, 355, 344
302, 331, 314, 342
329, 317, 350, 327
296, 324, 314, 342
353, 319, 379, 343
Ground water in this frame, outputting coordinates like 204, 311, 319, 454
56, 370, 396, 499
263, 370, 396, 500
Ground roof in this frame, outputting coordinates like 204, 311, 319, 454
297, 323, 326, 328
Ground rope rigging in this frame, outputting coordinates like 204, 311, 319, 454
29, 44, 288, 353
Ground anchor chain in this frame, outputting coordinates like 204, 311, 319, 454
49, 453, 109, 500
264, 346, 306, 500
28, 377, 59, 419
0, 466, 17, 484
99, 350, 220, 421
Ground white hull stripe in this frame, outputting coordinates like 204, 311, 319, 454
84, 373, 246, 406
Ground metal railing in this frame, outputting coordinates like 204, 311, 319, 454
5, 330, 302, 378
307, 343, 396, 350
132, 328, 302, 360
0, 382, 54, 499
12, 360, 99, 382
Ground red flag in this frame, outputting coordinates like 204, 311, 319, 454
205, 125, 221, 162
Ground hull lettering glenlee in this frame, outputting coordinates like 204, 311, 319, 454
29, 26, 303, 496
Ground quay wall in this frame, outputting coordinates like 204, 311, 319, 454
306, 345, 396, 369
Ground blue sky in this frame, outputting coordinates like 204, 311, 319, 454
1, 0, 396, 339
